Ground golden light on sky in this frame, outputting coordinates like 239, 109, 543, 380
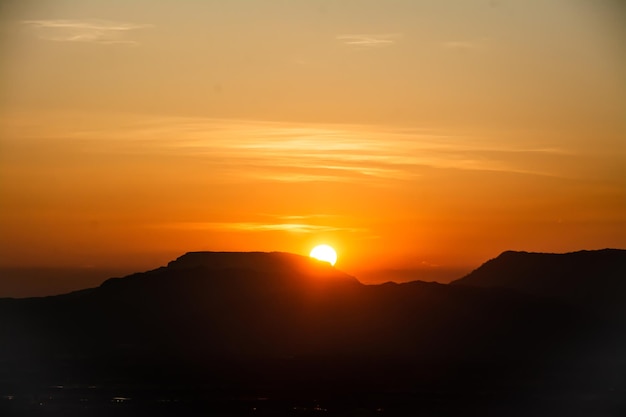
0, 0, 624, 293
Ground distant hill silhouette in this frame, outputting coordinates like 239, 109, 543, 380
1, 250, 625, 416
0, 251, 580, 359
451, 249, 626, 315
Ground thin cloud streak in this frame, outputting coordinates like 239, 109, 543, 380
155, 222, 366, 234
336, 33, 402, 48
28, 113, 575, 182
22, 19, 152, 45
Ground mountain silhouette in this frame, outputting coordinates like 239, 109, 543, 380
1, 250, 625, 416
451, 249, 626, 316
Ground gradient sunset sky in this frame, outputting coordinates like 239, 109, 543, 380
1, 0, 624, 294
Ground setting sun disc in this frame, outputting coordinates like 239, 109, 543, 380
309, 245, 337, 266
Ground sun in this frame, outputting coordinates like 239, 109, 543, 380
309, 244, 338, 266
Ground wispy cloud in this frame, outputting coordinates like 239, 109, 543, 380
154, 222, 365, 234
22, 19, 152, 45
336, 33, 402, 48
19, 112, 574, 182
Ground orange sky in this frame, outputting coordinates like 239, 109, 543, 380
1, 0, 625, 292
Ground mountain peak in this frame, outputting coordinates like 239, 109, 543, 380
497, 248, 624, 258
166, 251, 352, 280
97, 251, 359, 292
168, 251, 310, 270
451, 248, 626, 310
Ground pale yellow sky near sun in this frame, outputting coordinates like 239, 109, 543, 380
0, 0, 624, 286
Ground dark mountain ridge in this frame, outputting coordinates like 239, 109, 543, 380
451, 248, 626, 315
1, 249, 623, 359
1, 249, 625, 416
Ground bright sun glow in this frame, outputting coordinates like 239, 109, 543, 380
309, 245, 338, 266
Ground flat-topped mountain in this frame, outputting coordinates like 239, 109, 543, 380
166, 251, 355, 281
100, 251, 359, 299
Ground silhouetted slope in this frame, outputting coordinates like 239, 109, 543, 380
1, 250, 625, 416
451, 249, 626, 314
0, 251, 580, 361
1, 252, 360, 358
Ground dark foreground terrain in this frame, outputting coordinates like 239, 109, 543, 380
1, 249, 626, 416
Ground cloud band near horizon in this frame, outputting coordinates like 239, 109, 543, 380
22, 19, 152, 45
